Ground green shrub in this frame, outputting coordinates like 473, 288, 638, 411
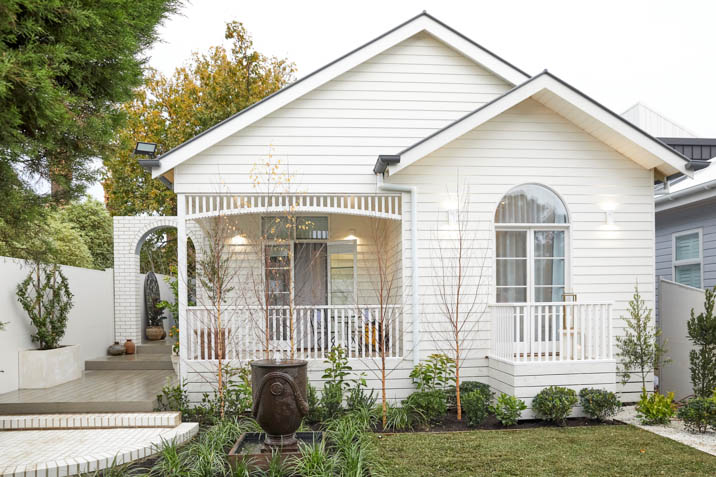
321, 382, 344, 420
293, 439, 337, 477
445, 381, 493, 410
306, 383, 324, 423
409, 353, 455, 392
686, 287, 716, 398
491, 393, 527, 426
579, 388, 621, 422
636, 391, 676, 425
532, 386, 578, 426
403, 390, 447, 423
16, 263, 73, 350
461, 389, 491, 427
677, 397, 716, 433
346, 382, 377, 411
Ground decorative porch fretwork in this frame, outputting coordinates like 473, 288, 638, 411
183, 194, 402, 220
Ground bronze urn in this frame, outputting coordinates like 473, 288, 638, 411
251, 359, 309, 449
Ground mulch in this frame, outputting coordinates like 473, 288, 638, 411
372, 409, 623, 433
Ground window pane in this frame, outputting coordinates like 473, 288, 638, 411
496, 287, 526, 303
296, 217, 329, 240
534, 259, 565, 286
534, 286, 565, 302
534, 231, 565, 258
330, 253, 354, 305
496, 259, 527, 286
262, 216, 291, 240
675, 233, 700, 261
495, 184, 568, 224
496, 231, 527, 258
675, 264, 701, 288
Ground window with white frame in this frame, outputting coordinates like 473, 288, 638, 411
495, 184, 569, 303
260, 216, 357, 306
673, 229, 702, 288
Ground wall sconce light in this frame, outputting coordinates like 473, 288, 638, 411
605, 211, 615, 226
447, 209, 458, 226
345, 228, 358, 242
231, 234, 247, 245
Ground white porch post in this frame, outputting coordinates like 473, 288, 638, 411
177, 195, 188, 383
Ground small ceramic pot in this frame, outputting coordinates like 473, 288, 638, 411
124, 339, 136, 355
107, 342, 125, 356
146, 326, 164, 341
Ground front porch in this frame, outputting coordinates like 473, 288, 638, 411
488, 301, 616, 417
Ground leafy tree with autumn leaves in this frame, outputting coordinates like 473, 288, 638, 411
102, 21, 295, 217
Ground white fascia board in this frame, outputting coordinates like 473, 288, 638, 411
153, 14, 530, 178
389, 73, 691, 177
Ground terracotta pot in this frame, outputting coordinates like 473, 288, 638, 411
107, 342, 125, 356
145, 326, 164, 341
251, 359, 308, 448
124, 339, 135, 355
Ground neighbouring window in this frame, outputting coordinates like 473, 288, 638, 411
495, 184, 569, 303
673, 229, 702, 288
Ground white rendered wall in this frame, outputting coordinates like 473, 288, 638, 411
0, 257, 114, 394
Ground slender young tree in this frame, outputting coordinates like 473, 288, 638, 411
686, 286, 716, 398
429, 182, 489, 420
364, 215, 403, 428
195, 212, 237, 418
616, 285, 669, 393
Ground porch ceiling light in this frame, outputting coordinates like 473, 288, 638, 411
134, 141, 158, 157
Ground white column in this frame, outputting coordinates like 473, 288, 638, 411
177, 195, 189, 382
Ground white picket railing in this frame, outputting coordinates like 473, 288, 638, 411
183, 194, 402, 221
185, 304, 402, 361
490, 302, 612, 362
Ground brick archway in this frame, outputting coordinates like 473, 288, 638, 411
113, 217, 200, 342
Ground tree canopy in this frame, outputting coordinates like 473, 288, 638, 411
102, 21, 295, 216
0, 0, 181, 203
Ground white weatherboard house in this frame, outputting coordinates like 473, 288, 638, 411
113, 12, 703, 416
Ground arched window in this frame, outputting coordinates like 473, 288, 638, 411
495, 185, 568, 303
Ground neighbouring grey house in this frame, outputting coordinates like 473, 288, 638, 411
624, 103, 716, 399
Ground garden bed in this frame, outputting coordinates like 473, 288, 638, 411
367, 409, 624, 433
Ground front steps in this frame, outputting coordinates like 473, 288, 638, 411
85, 341, 174, 370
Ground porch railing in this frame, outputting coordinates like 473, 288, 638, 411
185, 304, 402, 361
489, 302, 612, 362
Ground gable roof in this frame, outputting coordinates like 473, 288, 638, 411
382, 71, 696, 178
152, 11, 530, 178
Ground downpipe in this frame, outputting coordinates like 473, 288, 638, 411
376, 174, 420, 366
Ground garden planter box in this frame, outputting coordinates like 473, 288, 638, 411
18, 344, 82, 389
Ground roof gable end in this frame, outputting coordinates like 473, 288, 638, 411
153, 12, 530, 178
386, 71, 693, 178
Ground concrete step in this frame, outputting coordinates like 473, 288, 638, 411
136, 341, 174, 355
85, 354, 173, 371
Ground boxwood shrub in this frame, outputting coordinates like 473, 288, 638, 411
404, 390, 447, 423
461, 389, 491, 427
677, 397, 716, 433
532, 386, 578, 426
579, 388, 621, 422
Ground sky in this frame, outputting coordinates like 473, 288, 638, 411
87, 0, 716, 201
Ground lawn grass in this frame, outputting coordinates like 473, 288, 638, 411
375, 425, 716, 477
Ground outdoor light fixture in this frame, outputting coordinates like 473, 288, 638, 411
605, 211, 615, 226
345, 228, 358, 241
134, 141, 158, 157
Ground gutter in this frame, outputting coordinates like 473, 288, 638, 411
655, 177, 716, 205
138, 159, 173, 191
375, 174, 420, 366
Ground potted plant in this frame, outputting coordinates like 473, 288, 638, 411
16, 262, 80, 388
144, 272, 166, 340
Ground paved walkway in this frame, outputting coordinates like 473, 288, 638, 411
0, 412, 198, 477
617, 405, 716, 456
0, 370, 175, 414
